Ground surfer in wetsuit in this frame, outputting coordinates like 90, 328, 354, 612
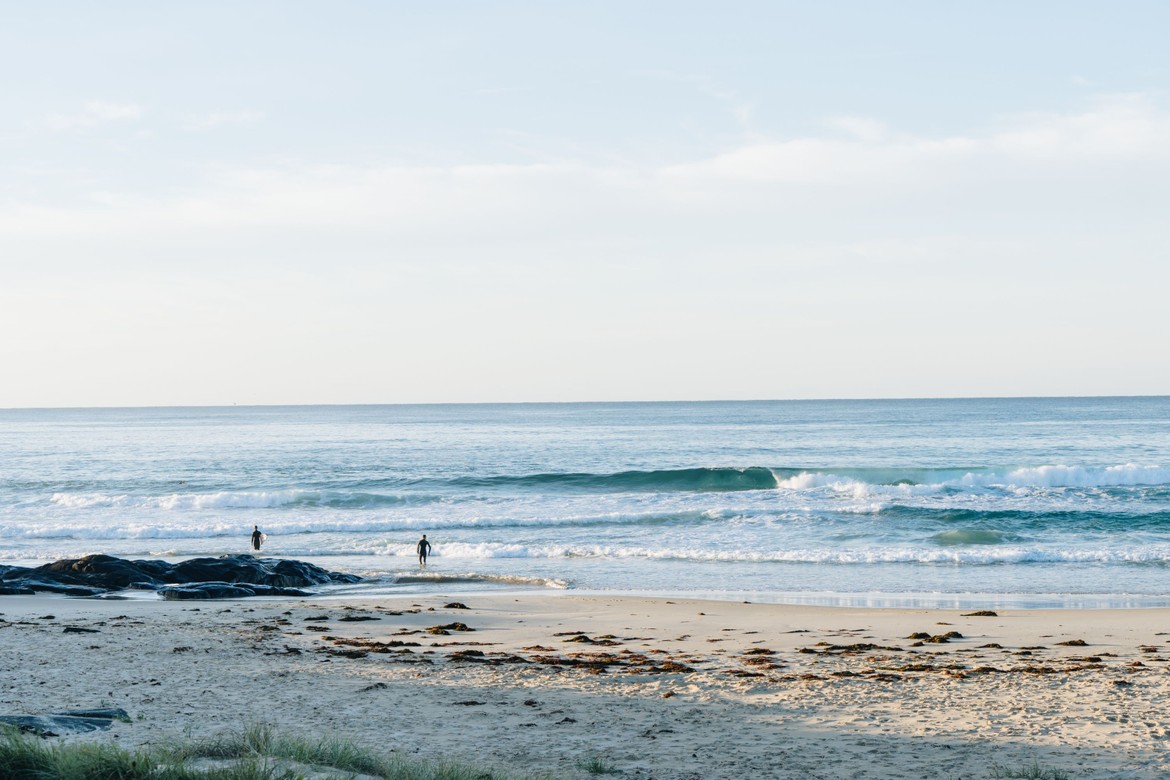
417, 534, 431, 566
251, 525, 263, 551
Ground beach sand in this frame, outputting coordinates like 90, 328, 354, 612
2, 593, 1169, 779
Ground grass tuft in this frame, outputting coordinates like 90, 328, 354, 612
577, 755, 621, 775
990, 760, 1073, 780
0, 723, 538, 780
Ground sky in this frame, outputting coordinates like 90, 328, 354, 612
1, 1, 1168, 407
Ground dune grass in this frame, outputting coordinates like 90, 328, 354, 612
0, 723, 539, 780
990, 760, 1073, 780
575, 755, 620, 775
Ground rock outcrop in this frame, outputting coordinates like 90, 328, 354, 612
0, 554, 360, 599
0, 707, 130, 736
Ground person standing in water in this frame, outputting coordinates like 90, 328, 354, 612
417, 534, 432, 566
251, 525, 264, 552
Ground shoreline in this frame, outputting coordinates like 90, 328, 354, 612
11, 551, 1170, 611
4, 593, 1170, 778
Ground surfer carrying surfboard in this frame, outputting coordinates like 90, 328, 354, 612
251, 525, 264, 551
417, 534, 431, 566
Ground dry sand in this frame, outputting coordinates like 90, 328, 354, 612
3, 593, 1170, 779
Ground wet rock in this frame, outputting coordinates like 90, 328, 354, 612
0, 554, 360, 598
0, 585, 35, 596
159, 583, 313, 600
961, 611, 999, 617
0, 708, 129, 736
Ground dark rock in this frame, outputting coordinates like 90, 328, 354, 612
0, 585, 34, 596
41, 555, 171, 590
63, 626, 100, 634
0, 707, 129, 736
0, 554, 360, 599
159, 582, 314, 600
444, 602, 470, 609
164, 555, 360, 589
961, 611, 999, 617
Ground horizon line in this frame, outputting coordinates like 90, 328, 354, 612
2, 393, 1168, 413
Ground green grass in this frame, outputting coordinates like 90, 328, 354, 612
575, 756, 620, 776
990, 760, 1073, 780
0, 723, 538, 780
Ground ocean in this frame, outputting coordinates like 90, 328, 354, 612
2, 398, 1169, 608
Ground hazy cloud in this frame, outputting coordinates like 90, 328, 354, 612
188, 109, 265, 130
43, 101, 143, 131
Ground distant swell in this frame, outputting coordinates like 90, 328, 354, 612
424, 463, 1170, 494
37, 464, 1170, 512
447, 466, 780, 493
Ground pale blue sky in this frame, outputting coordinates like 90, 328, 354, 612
2, 2, 1168, 406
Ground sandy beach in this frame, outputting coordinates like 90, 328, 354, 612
2, 593, 1169, 779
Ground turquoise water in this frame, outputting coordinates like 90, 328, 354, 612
2, 398, 1170, 607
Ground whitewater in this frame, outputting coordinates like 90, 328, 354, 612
3, 398, 1170, 607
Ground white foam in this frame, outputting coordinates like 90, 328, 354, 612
392, 571, 568, 589
774, 472, 944, 498
318, 540, 1170, 566
961, 464, 1170, 489
50, 490, 315, 510
773, 464, 1170, 495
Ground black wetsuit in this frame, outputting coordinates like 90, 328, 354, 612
251, 530, 263, 551
417, 538, 431, 564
